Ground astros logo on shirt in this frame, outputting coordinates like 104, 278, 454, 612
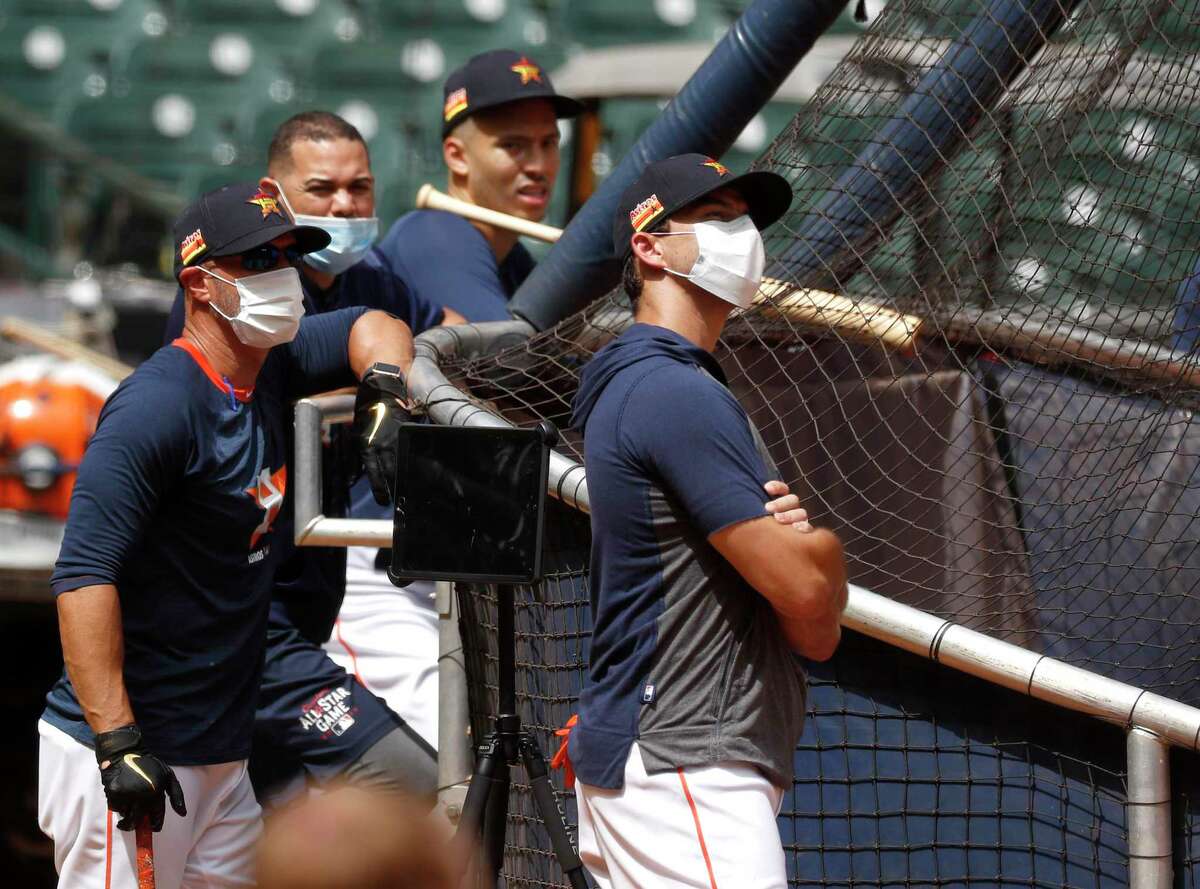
246, 465, 287, 552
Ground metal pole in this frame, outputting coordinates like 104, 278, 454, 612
293, 398, 324, 547
1127, 728, 1172, 889
437, 581, 472, 824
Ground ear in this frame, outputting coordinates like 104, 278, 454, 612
630, 231, 668, 272
179, 267, 213, 305
443, 136, 469, 177
258, 176, 279, 196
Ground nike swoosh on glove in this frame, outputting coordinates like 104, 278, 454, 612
354, 364, 413, 505
95, 724, 187, 831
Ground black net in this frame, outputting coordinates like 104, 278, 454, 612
446, 0, 1200, 884
453, 518, 1146, 888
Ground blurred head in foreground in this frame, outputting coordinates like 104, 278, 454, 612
256, 785, 455, 889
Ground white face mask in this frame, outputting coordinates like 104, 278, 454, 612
200, 265, 306, 349
659, 215, 766, 309
268, 179, 378, 275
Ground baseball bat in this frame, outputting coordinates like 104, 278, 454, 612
136, 819, 156, 889
415, 184, 921, 350
416, 184, 564, 244
0, 317, 133, 380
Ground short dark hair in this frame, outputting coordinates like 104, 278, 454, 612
267, 111, 368, 172
621, 218, 669, 308
622, 252, 643, 306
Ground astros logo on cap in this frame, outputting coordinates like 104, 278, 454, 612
510, 56, 542, 85
702, 158, 729, 177
180, 229, 207, 265
444, 87, 469, 122
247, 189, 285, 221
630, 194, 665, 232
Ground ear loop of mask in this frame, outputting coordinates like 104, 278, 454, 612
261, 178, 298, 221
647, 228, 700, 278
195, 266, 239, 322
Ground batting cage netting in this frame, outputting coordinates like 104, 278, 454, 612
444, 0, 1200, 885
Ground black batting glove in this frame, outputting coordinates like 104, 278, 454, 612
354, 362, 412, 505
95, 724, 186, 832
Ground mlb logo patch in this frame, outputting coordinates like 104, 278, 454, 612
630, 194, 665, 232
642, 683, 656, 704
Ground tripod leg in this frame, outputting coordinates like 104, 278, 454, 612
456, 736, 500, 844
519, 734, 590, 889
481, 768, 510, 887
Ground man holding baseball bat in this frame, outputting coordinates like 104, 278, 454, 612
563, 155, 848, 888
38, 182, 419, 888
377, 48, 582, 322
321, 50, 584, 757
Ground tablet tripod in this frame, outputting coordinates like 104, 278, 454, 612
456, 583, 589, 889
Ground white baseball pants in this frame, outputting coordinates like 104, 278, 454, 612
575, 743, 787, 889
324, 545, 439, 750
37, 720, 260, 889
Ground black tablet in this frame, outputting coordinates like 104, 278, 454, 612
388, 423, 553, 585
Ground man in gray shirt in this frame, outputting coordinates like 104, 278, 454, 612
566, 155, 848, 889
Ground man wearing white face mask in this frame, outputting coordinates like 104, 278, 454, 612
161, 113, 452, 810
39, 182, 419, 888
562, 155, 849, 889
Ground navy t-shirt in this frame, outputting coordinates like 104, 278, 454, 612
377, 209, 535, 322
162, 251, 445, 644
44, 307, 368, 765
568, 324, 807, 789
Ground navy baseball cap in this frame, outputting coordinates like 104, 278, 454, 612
613, 154, 793, 260
172, 182, 330, 280
441, 49, 583, 138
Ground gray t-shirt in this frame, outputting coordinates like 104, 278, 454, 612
569, 324, 807, 790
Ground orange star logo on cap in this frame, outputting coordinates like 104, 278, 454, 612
510, 56, 542, 85
702, 158, 729, 177
247, 189, 285, 221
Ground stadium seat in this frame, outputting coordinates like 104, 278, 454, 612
0, 0, 168, 67
558, 0, 732, 49
169, 0, 356, 69
66, 88, 235, 176
119, 29, 290, 135
353, 0, 559, 77
0, 19, 101, 123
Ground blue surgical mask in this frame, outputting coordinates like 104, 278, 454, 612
294, 214, 378, 274
266, 178, 379, 275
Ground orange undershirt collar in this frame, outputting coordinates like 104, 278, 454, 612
172, 337, 254, 404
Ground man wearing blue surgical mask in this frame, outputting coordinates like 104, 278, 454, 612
162, 113, 457, 811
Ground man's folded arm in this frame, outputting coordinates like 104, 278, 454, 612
709, 516, 848, 662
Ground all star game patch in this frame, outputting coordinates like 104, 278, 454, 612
444, 87, 469, 122
629, 194, 665, 232
180, 228, 207, 265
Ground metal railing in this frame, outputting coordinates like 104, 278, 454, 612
294, 319, 1199, 889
